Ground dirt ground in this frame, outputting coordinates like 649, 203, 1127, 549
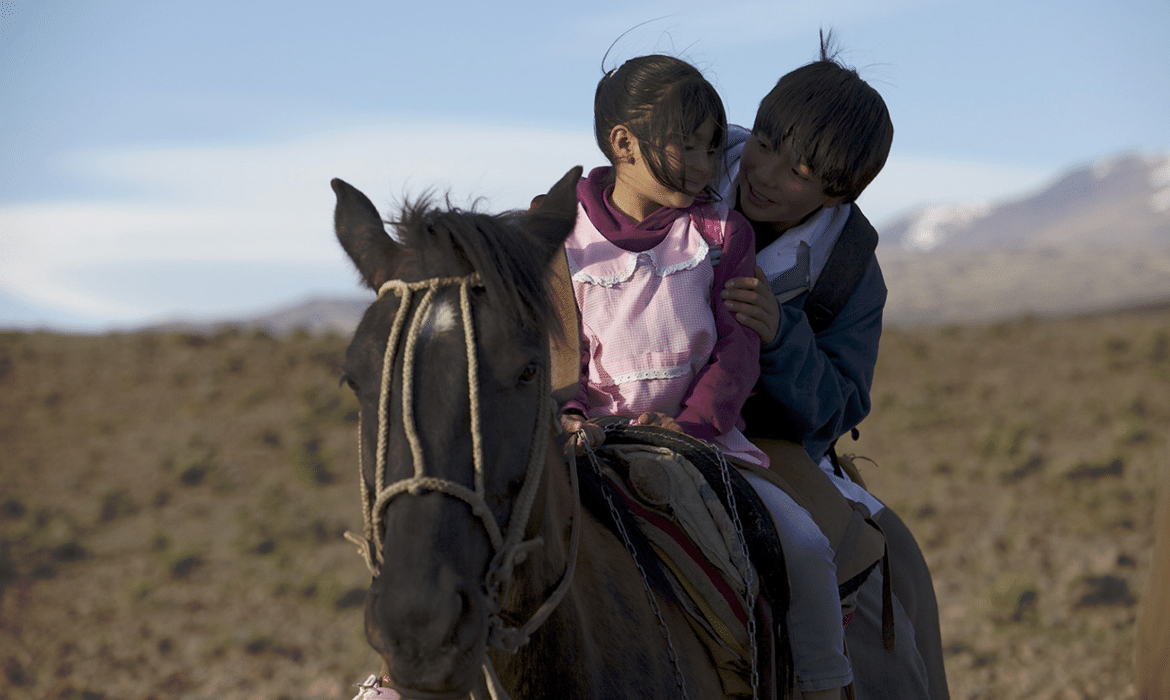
1, 305, 1166, 699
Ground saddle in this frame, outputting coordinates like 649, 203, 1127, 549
579, 420, 793, 700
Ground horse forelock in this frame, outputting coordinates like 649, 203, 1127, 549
390, 198, 556, 337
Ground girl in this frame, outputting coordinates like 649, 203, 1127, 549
560, 54, 851, 700
559, 53, 763, 466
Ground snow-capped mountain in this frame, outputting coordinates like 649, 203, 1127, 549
876, 152, 1170, 325
881, 152, 1170, 253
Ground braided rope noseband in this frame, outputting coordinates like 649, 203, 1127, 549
344, 272, 581, 697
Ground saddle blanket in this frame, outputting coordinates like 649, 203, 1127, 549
594, 441, 763, 699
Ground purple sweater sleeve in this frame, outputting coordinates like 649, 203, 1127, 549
675, 210, 761, 440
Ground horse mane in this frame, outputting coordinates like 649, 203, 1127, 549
389, 197, 557, 335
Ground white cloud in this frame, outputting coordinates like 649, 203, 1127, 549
1, 120, 597, 323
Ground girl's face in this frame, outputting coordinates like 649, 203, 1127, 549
669, 117, 720, 198
738, 131, 842, 234
611, 117, 719, 221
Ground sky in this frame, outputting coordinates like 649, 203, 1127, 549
2, 0, 1168, 332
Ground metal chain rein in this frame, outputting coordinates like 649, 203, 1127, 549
579, 427, 691, 700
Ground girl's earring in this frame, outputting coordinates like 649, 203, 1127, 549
627, 156, 636, 165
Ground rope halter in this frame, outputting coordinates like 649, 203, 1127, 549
344, 271, 580, 661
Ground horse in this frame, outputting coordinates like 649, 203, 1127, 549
332, 167, 760, 700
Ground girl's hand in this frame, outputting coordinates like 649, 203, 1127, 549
560, 412, 604, 455
722, 266, 780, 345
631, 411, 683, 433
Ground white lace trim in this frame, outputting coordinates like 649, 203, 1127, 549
569, 238, 709, 287
595, 365, 691, 387
657, 239, 711, 277
567, 206, 712, 287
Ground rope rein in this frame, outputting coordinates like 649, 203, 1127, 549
344, 272, 582, 700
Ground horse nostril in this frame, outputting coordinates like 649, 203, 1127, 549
433, 591, 466, 646
377, 577, 477, 654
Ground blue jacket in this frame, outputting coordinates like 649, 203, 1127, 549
721, 125, 887, 462
741, 207, 887, 463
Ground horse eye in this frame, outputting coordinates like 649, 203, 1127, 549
517, 362, 539, 385
339, 374, 359, 394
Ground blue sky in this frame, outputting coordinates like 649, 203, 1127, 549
3, 0, 1168, 331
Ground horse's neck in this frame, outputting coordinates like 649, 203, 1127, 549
493, 510, 627, 697
493, 440, 717, 699
490, 432, 620, 693
489, 434, 584, 694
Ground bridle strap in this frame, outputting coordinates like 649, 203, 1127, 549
487, 430, 582, 653
343, 271, 580, 673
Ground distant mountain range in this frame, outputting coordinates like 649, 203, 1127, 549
159, 152, 1170, 335
876, 152, 1170, 324
149, 295, 372, 338
881, 152, 1170, 253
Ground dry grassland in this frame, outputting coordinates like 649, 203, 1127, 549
1, 305, 1167, 700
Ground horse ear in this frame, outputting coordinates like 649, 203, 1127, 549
332, 178, 401, 290
525, 166, 582, 264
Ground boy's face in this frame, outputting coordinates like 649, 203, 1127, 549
738, 131, 842, 233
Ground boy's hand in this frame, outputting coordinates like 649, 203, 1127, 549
630, 411, 683, 433
722, 266, 781, 345
560, 412, 604, 455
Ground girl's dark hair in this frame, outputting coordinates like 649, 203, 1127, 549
752, 30, 894, 202
594, 54, 727, 195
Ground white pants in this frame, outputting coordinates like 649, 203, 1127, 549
741, 470, 853, 692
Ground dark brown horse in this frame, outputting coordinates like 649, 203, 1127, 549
332, 168, 734, 700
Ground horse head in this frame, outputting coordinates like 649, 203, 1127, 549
332, 168, 580, 697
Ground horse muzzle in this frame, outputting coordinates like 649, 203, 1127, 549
366, 578, 490, 697
364, 495, 494, 698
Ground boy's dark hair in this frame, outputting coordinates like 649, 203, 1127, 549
594, 54, 727, 195
752, 31, 893, 202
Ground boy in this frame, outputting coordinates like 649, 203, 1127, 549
720, 33, 950, 700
